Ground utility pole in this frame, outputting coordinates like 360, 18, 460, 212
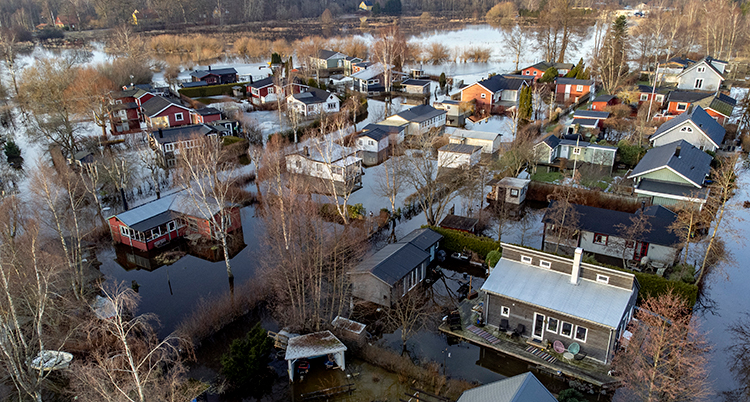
647, 64, 660, 122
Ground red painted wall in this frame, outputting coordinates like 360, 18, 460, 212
461, 83, 494, 112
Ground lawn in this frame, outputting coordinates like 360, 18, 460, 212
531, 171, 563, 183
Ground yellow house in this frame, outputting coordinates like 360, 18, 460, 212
359, 0, 373, 11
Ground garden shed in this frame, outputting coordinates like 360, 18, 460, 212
285, 331, 347, 381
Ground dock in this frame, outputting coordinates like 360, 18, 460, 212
439, 299, 620, 389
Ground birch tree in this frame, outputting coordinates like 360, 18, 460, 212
596, 15, 629, 95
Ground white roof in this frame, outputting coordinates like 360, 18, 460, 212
332, 316, 366, 335
447, 127, 502, 142
285, 331, 347, 361
351, 63, 385, 81
497, 177, 530, 188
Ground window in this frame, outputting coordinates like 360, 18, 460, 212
697, 66, 706, 73
540, 260, 552, 269
547, 317, 559, 333
676, 102, 688, 111
120, 226, 132, 238
533, 71, 538, 76
596, 274, 610, 284
369, 140, 375, 146
267, 87, 274, 94
167, 221, 176, 232
510, 189, 519, 197
695, 78, 703, 89
576, 85, 584, 92
174, 112, 184, 121
480, 93, 486, 99
521, 255, 532, 264
593, 233, 608, 245
573, 147, 581, 155
574, 325, 588, 342
680, 126, 693, 132
501, 306, 510, 317
561, 322, 573, 338
655, 95, 664, 102
640, 94, 649, 101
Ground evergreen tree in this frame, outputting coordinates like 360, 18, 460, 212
566, 58, 585, 78
439, 72, 447, 90
384, 0, 402, 15
3, 140, 21, 160
518, 85, 533, 121
539, 66, 558, 83
271, 52, 282, 65
307, 78, 319, 88
372, 3, 381, 14
221, 323, 273, 395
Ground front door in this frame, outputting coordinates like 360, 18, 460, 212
533, 313, 545, 340
634, 241, 649, 261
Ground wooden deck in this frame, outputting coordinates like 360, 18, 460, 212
439, 299, 619, 389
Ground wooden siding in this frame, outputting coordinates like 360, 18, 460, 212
350, 272, 391, 307
639, 167, 693, 186
460, 84, 494, 112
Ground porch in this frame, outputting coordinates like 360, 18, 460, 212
439, 298, 618, 389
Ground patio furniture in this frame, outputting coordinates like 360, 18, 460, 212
563, 352, 574, 360
512, 323, 525, 337
574, 350, 587, 360
568, 342, 581, 355
553, 340, 565, 354
499, 319, 509, 333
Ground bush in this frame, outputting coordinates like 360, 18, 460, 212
4, 140, 21, 159
558, 388, 586, 402
426, 226, 501, 259
486, 249, 501, 268
539, 67, 558, 83
616, 140, 646, 167
221, 323, 273, 394
178, 81, 249, 98
36, 29, 64, 40
634, 271, 698, 306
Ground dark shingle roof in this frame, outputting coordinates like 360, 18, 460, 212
629, 140, 712, 186
542, 202, 680, 247
556, 78, 594, 86
665, 56, 694, 67
650, 106, 725, 147
457, 372, 557, 402
401, 79, 431, 87
476, 75, 528, 93
439, 215, 479, 232
539, 134, 560, 149
248, 76, 274, 89
190, 68, 238, 78
571, 118, 600, 127
394, 104, 446, 123
439, 143, 482, 154
151, 124, 216, 144
141, 95, 186, 117
574, 110, 610, 119
180, 81, 208, 88
363, 123, 406, 133
593, 94, 616, 103
355, 243, 429, 286
397, 228, 443, 251
316, 49, 344, 60
291, 88, 333, 105
637, 179, 710, 199
358, 127, 389, 141
195, 107, 221, 116
667, 90, 713, 103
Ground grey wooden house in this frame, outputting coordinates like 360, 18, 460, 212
350, 228, 442, 307
481, 243, 639, 364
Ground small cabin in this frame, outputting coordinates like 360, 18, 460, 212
487, 177, 530, 205
439, 214, 479, 234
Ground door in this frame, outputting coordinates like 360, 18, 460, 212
634, 241, 649, 261
533, 313, 545, 340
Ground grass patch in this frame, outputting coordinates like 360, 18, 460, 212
426, 226, 501, 259
531, 171, 563, 183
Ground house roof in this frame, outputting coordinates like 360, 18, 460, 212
629, 140, 712, 187
447, 128, 501, 142
667, 90, 713, 103
525, 61, 575, 72
247, 76, 274, 89
112, 191, 228, 232
316, 49, 346, 60
493, 177, 530, 189
678, 57, 725, 79
401, 79, 431, 87
180, 81, 208, 88
440, 214, 479, 232
456, 372, 557, 402
397, 228, 443, 251
663, 56, 694, 68
474, 75, 529, 93
536, 134, 560, 149
542, 202, 680, 247
291, 88, 335, 105
650, 106, 725, 148
353, 243, 429, 286
393, 104, 446, 123
574, 110, 610, 119
636, 178, 710, 199
637, 85, 670, 95
593, 94, 617, 103
572, 118, 600, 127
363, 123, 407, 133
439, 143, 482, 154
141, 95, 190, 117
481, 251, 635, 328
556, 78, 594, 86
114, 88, 148, 99
351, 63, 385, 81
701, 93, 737, 117
111, 102, 138, 111
194, 107, 221, 116
190, 67, 238, 78
151, 124, 215, 144
357, 127, 389, 141
285, 331, 347, 361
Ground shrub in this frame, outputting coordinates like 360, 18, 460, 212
558, 388, 586, 402
426, 226, 502, 259
4, 140, 21, 159
178, 81, 249, 98
486, 249, 501, 268
539, 67, 558, 83
220, 323, 273, 394
634, 272, 698, 306
617, 139, 646, 167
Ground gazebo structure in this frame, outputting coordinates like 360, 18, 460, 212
285, 331, 347, 381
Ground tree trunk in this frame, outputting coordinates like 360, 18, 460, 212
222, 234, 234, 280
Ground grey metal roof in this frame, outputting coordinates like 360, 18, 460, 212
247, 76, 274, 89
151, 124, 216, 144
112, 191, 228, 232
285, 331, 347, 361
354, 243, 429, 286
629, 140, 711, 187
447, 128, 501, 142
401, 79, 431, 87
190, 68, 238, 78
575, 110, 610, 119
475, 75, 528, 93
555, 78, 594, 86
397, 228, 443, 251
195, 107, 221, 116
439, 143, 482, 154
636, 179, 710, 199
394, 104, 446, 123
457, 372, 557, 402
357, 127, 389, 141
114, 193, 178, 229
650, 106, 725, 148
542, 201, 681, 247
481, 256, 635, 328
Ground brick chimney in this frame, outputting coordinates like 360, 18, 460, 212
571, 247, 583, 285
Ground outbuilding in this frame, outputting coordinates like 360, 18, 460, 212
285, 331, 347, 382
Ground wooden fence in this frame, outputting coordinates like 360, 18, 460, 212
527, 181, 645, 213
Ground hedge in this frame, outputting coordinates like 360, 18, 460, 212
426, 226, 501, 259
633, 272, 698, 306
178, 82, 249, 98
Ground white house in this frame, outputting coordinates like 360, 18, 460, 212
285, 141, 362, 189
447, 128, 502, 154
649, 106, 725, 152
355, 127, 390, 166
287, 88, 340, 117
438, 143, 482, 169
381, 104, 446, 136
676, 56, 726, 91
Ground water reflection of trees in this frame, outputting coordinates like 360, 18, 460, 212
723, 312, 750, 401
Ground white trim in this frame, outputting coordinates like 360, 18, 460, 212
628, 165, 704, 188
521, 255, 532, 264
596, 274, 610, 284
560, 321, 573, 338
547, 317, 559, 334
532, 313, 546, 340
146, 102, 192, 118
574, 325, 588, 343
501, 306, 510, 317
650, 120, 718, 148
539, 260, 551, 269
677, 60, 724, 80
633, 188, 708, 204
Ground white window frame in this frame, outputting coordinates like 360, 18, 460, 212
167, 221, 176, 232
547, 317, 559, 333
596, 274, 610, 284
574, 325, 588, 343
560, 322, 573, 338
480, 93, 486, 99
521, 255, 532, 264
120, 226, 131, 238
533, 71, 538, 76
501, 306, 510, 317
697, 66, 706, 73
540, 260, 552, 269
164, 143, 174, 152
695, 78, 703, 89
174, 112, 184, 121
640, 94, 649, 101
573, 147, 581, 155
576, 85, 584, 92
676, 103, 688, 111
680, 126, 693, 132
655, 94, 664, 102
510, 189, 519, 197
267, 87, 274, 94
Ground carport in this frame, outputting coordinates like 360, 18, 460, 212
285, 331, 347, 382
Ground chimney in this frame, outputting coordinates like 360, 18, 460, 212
571, 247, 583, 285
675, 146, 681, 158
158, 128, 163, 138
303, 146, 309, 156
641, 200, 646, 212
208, 65, 212, 71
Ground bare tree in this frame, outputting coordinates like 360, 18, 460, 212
669, 197, 708, 265
502, 25, 528, 72
371, 25, 406, 114
544, 176, 582, 254
596, 15, 629, 95
381, 289, 438, 354
613, 211, 652, 269
374, 150, 406, 216
726, 312, 750, 400
613, 290, 711, 402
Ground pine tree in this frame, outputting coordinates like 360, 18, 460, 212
539, 66, 558, 83
518, 85, 533, 121
566, 58, 585, 78
221, 323, 273, 394
439, 72, 447, 90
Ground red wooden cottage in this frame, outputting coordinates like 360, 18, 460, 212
191, 107, 222, 124
590, 95, 620, 111
108, 191, 242, 252
140, 96, 193, 129
520, 61, 574, 81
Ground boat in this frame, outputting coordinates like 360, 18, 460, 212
450, 251, 471, 261
29, 350, 73, 371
